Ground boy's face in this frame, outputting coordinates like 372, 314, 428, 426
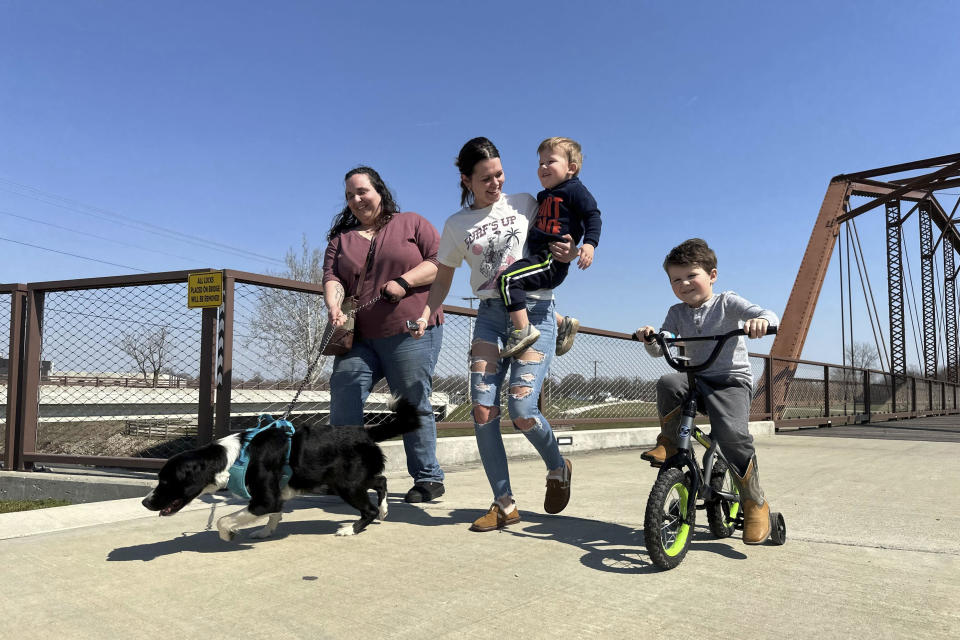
538, 149, 577, 190
666, 264, 716, 307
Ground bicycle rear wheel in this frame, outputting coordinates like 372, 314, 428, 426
644, 467, 695, 570
706, 458, 740, 538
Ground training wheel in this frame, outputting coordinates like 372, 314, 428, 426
768, 512, 786, 545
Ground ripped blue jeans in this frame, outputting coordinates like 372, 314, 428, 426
470, 297, 564, 502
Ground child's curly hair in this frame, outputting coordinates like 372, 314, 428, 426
663, 238, 717, 273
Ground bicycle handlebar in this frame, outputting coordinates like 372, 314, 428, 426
633, 326, 777, 373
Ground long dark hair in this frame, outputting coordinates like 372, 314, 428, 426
327, 166, 400, 240
455, 137, 500, 207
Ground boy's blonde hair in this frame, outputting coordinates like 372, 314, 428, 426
538, 137, 583, 176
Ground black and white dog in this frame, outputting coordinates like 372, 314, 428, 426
142, 399, 420, 540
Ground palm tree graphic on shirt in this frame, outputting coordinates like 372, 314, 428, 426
475, 227, 522, 291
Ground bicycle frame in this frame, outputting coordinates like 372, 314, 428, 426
644, 326, 777, 526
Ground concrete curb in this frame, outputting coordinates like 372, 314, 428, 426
382, 420, 774, 473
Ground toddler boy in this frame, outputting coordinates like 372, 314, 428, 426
499, 137, 602, 358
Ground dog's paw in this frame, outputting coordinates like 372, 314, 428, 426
335, 524, 356, 537
249, 527, 274, 539
218, 526, 237, 542
378, 502, 388, 520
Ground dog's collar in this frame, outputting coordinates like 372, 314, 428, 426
227, 415, 295, 500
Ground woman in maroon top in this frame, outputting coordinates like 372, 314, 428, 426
322, 166, 445, 502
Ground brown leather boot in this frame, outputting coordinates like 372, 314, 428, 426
731, 456, 771, 545
641, 407, 680, 467
640, 433, 677, 467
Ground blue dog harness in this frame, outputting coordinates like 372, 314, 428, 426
227, 415, 296, 500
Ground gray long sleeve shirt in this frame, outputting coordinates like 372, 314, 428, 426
644, 291, 779, 383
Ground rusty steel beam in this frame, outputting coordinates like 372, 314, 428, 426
849, 179, 935, 202
770, 181, 849, 361
833, 152, 960, 182
888, 175, 960, 190
839, 160, 960, 223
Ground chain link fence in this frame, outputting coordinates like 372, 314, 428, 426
3, 270, 960, 469
35, 283, 205, 460
1, 291, 11, 464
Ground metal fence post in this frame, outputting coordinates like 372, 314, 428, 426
863, 369, 871, 421
823, 364, 830, 421
17, 289, 44, 470
214, 274, 235, 438
4, 286, 26, 471
197, 306, 218, 444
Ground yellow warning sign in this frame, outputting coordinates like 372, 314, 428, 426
188, 271, 223, 308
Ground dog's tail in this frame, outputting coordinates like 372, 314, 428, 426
367, 397, 425, 442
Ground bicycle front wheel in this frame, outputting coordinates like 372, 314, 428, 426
644, 467, 695, 570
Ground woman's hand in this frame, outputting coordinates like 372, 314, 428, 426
328, 306, 348, 328
408, 317, 427, 338
549, 234, 579, 263
381, 279, 407, 303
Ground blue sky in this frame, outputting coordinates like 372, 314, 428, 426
2, 1, 958, 365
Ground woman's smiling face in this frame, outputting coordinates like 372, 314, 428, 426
462, 157, 504, 209
345, 172, 383, 227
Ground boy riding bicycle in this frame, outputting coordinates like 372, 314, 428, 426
635, 238, 779, 544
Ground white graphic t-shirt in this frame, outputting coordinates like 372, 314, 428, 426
437, 193, 551, 300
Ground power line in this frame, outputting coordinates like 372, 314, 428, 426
0, 176, 284, 265
0, 208, 198, 265
0, 235, 147, 272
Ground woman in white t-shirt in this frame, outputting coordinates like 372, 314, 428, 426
413, 137, 576, 532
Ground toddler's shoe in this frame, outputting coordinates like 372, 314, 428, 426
555, 316, 580, 356
500, 324, 541, 359
544, 458, 572, 514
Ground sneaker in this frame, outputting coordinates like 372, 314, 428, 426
404, 482, 445, 503
555, 316, 580, 356
544, 458, 572, 514
470, 503, 521, 532
500, 324, 541, 359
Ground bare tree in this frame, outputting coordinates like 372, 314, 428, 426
844, 341, 879, 370
118, 326, 171, 387
249, 236, 329, 385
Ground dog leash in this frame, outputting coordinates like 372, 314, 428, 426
282, 292, 382, 420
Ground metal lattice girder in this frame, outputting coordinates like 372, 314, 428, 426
886, 201, 906, 378
944, 235, 958, 383
919, 201, 937, 378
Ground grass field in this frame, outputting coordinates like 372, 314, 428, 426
0, 498, 72, 513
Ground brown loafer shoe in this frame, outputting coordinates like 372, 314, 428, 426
544, 458, 572, 514
470, 503, 521, 532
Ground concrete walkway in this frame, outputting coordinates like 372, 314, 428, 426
1, 435, 958, 639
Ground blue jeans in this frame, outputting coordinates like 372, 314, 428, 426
471, 297, 563, 500
329, 325, 444, 485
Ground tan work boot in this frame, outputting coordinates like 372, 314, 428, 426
640, 433, 677, 467
731, 456, 771, 545
641, 407, 680, 467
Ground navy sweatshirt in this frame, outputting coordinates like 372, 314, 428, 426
530, 176, 602, 253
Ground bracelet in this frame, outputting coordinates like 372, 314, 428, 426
392, 277, 411, 293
